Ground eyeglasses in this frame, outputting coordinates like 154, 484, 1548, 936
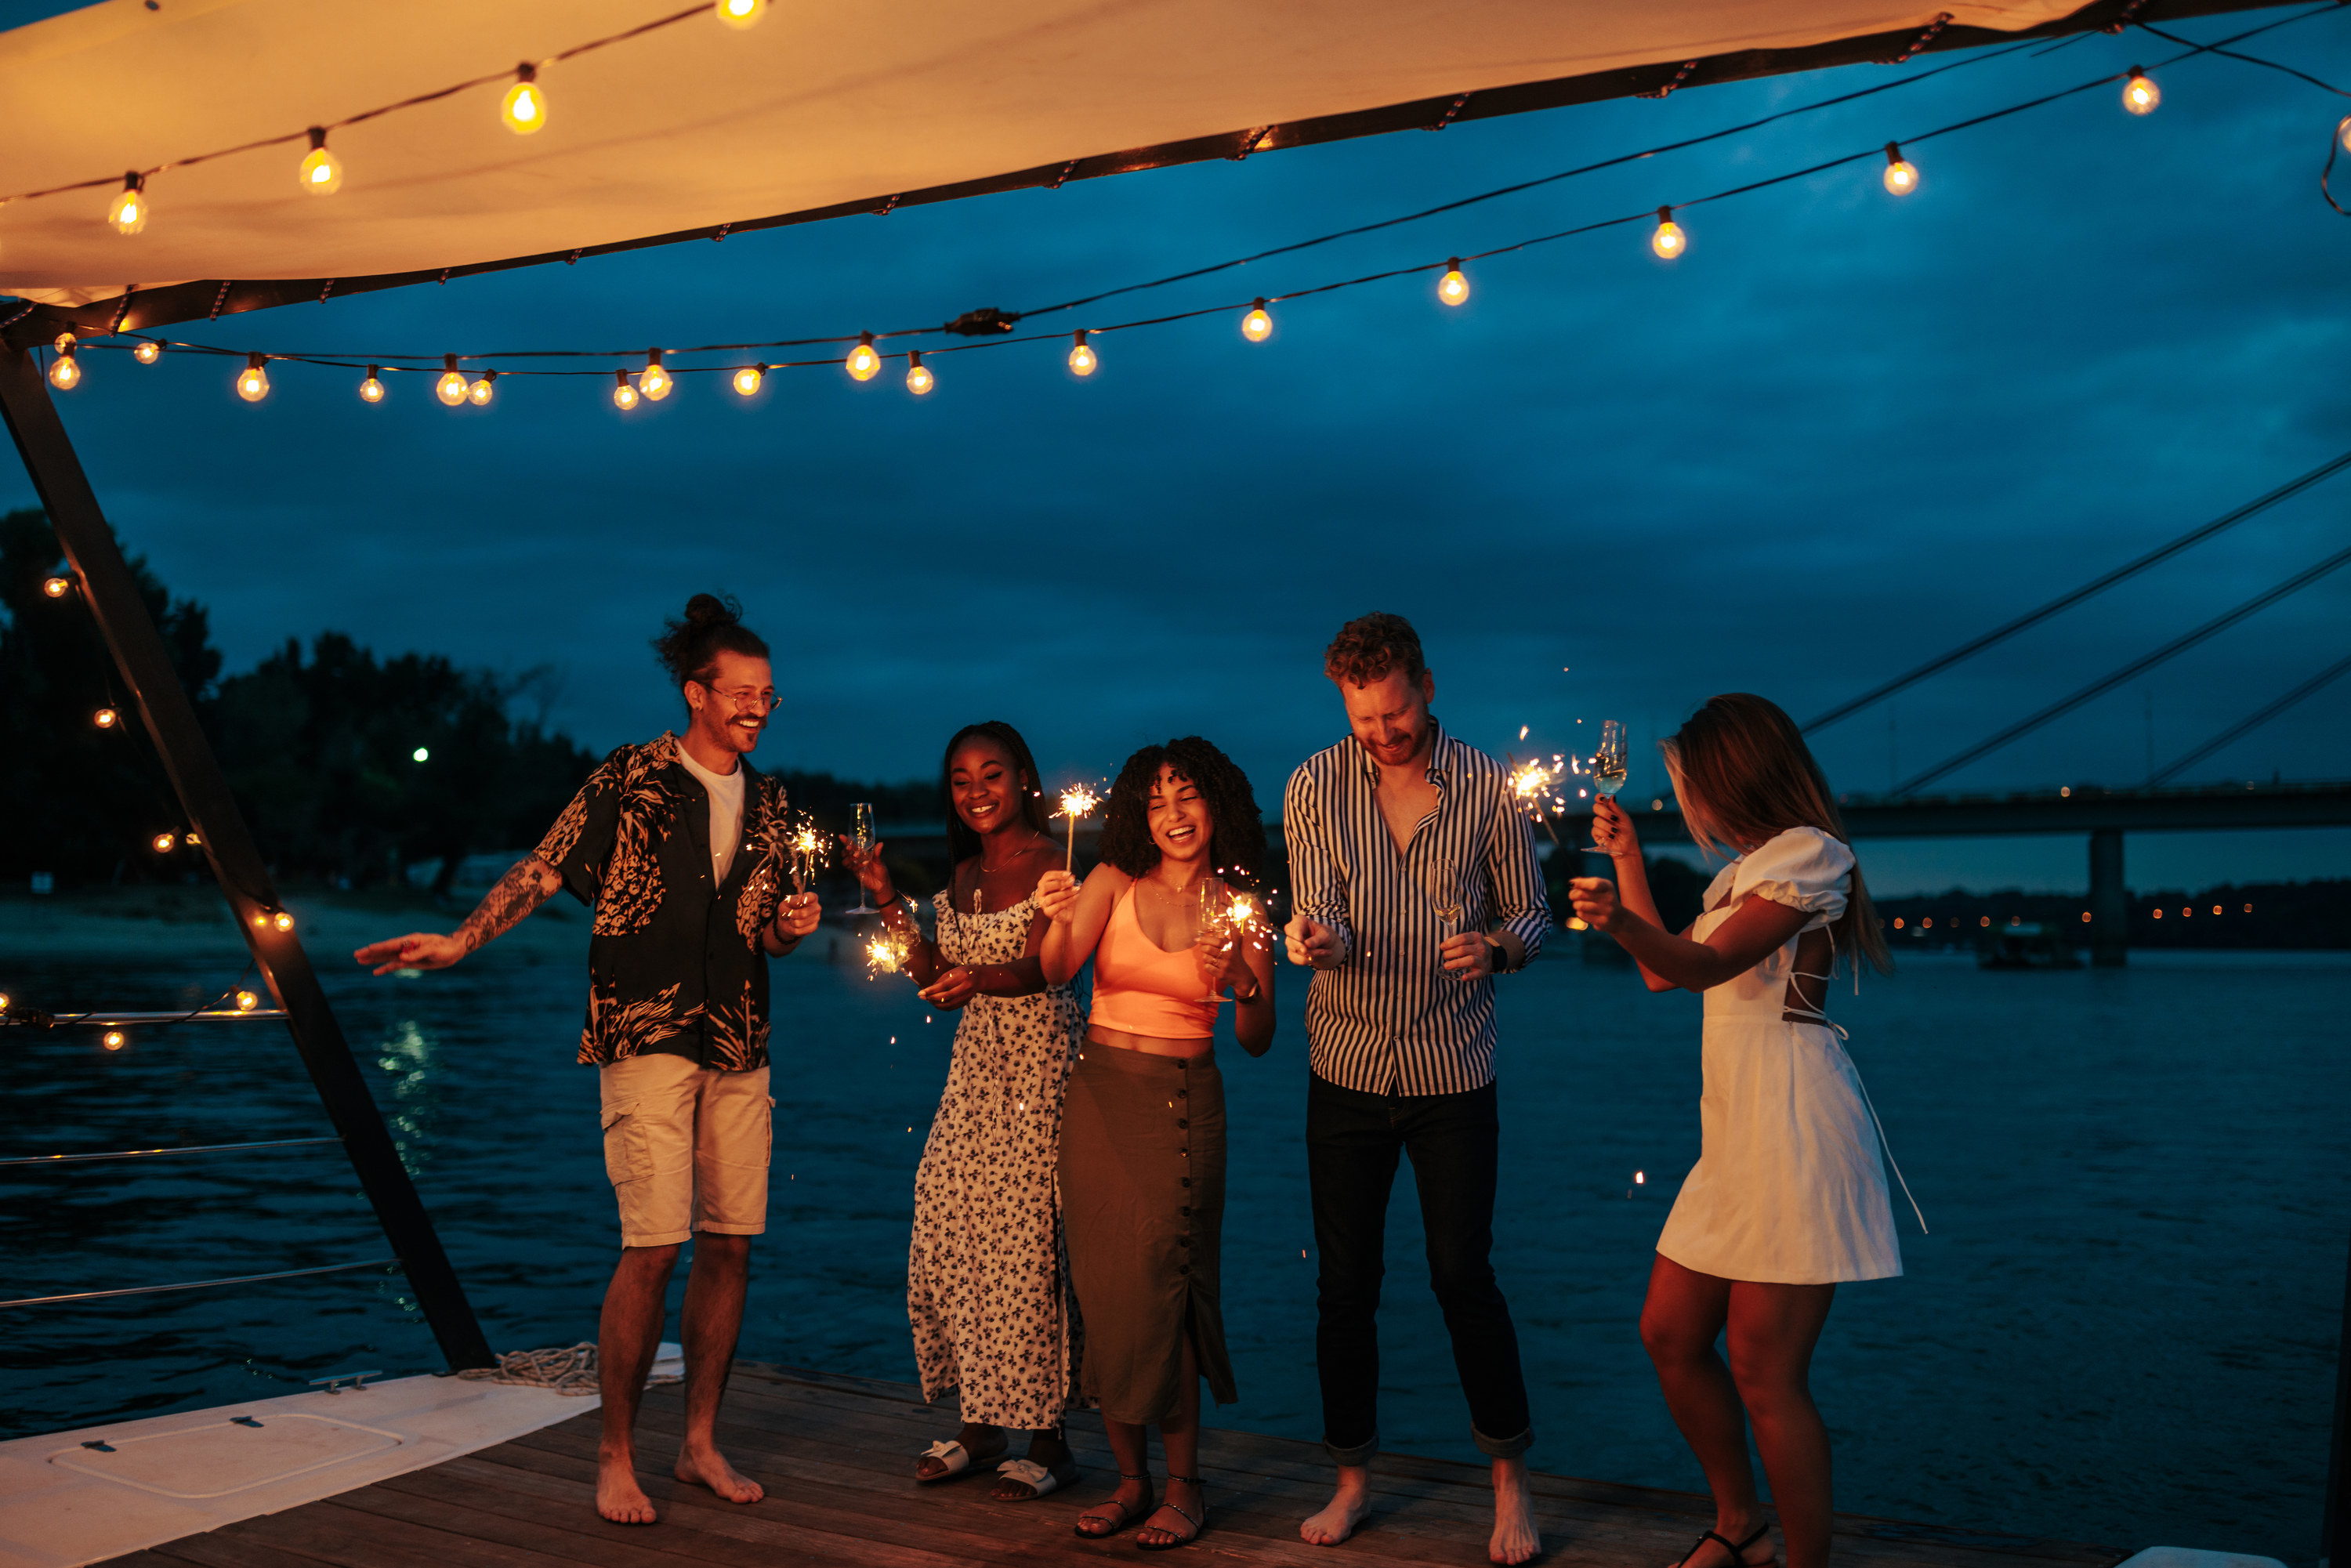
705, 683, 780, 712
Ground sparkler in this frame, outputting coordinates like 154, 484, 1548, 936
787, 818, 828, 893
1505, 753, 1567, 846
864, 926, 914, 980
1057, 784, 1099, 872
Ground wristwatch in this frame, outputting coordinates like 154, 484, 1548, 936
1487, 939, 1510, 974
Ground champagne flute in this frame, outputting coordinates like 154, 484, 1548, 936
1584, 720, 1628, 852
845, 802, 878, 914
1425, 865, 1465, 972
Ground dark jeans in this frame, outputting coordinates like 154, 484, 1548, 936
1306, 1073, 1532, 1464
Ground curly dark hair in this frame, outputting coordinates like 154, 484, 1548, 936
1324, 610, 1425, 688
1095, 737, 1266, 888
651, 593, 770, 690
939, 721, 1053, 864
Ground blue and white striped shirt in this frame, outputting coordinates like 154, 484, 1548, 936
1283, 721, 1551, 1095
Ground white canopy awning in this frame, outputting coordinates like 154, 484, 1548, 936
0, 0, 2134, 313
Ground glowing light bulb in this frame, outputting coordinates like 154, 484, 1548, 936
103, 1030, 126, 1051
639, 351, 672, 401
2122, 67, 2158, 115
1437, 259, 1469, 306
1650, 207, 1686, 259
612, 370, 639, 410
184, 831, 201, 846
413, 746, 429, 762
237, 356, 270, 400
133, 340, 161, 364
273, 910, 295, 932
2341, 115, 2351, 154
152, 832, 176, 853
502, 65, 548, 134
94, 706, 119, 728
235, 990, 259, 1011
714, 0, 766, 27
468, 371, 496, 406
0, 994, 9, 1012
54, 331, 76, 353
1882, 143, 1918, 196
435, 355, 468, 407
297, 128, 343, 196
905, 350, 935, 395
732, 363, 764, 397
1241, 299, 1272, 342
1067, 330, 1097, 376
108, 173, 147, 235
48, 348, 79, 390
360, 365, 386, 403
846, 333, 880, 381
42, 576, 70, 598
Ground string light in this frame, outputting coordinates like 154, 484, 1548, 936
93, 706, 119, 727
468, 369, 497, 404
1651, 206, 1686, 259
107, 172, 147, 236
435, 354, 469, 407
846, 333, 881, 381
103, 1030, 126, 1051
1882, 142, 1918, 195
235, 990, 259, 1011
297, 127, 343, 196
42, 576, 70, 598
905, 349, 934, 395
639, 350, 672, 401
133, 340, 161, 364
2341, 114, 2351, 154
54, 331, 76, 353
47, 344, 79, 389
360, 365, 386, 403
1437, 259, 1469, 306
2123, 67, 2159, 115
0, 994, 9, 1013
714, 0, 766, 27
1242, 299, 1273, 342
237, 354, 270, 400
501, 64, 548, 134
185, 831, 201, 846
151, 832, 176, 853
273, 910, 295, 932
1067, 330, 1098, 375
732, 363, 764, 396
612, 369, 639, 409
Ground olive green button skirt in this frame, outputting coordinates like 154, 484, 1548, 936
1058, 1043, 1237, 1425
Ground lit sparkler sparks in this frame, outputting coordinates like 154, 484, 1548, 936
1058, 784, 1099, 871
1506, 753, 1567, 845
864, 927, 913, 979
788, 818, 828, 893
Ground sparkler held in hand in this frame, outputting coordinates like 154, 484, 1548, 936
864, 925, 914, 979
1056, 784, 1099, 871
1505, 753, 1567, 846
787, 817, 828, 893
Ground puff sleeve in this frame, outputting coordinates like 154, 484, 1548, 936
1730, 827, 1854, 925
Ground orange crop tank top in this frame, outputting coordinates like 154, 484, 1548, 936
1090, 884, 1222, 1039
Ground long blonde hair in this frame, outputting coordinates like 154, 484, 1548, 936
1661, 693, 1893, 976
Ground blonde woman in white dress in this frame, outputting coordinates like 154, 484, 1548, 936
1569, 693, 1911, 1568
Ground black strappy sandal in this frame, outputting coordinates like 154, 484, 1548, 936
1075, 1472, 1154, 1538
1135, 1472, 1207, 1552
1672, 1521, 1775, 1568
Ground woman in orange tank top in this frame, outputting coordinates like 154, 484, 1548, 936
1036, 737, 1276, 1550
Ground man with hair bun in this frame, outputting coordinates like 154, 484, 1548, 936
355, 592, 820, 1527
1282, 610, 1551, 1566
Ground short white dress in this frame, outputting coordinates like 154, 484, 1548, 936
1654, 827, 1906, 1285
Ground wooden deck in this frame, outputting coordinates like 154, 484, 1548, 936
96, 1364, 2125, 1568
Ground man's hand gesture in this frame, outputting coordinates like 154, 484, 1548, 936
1284, 914, 1343, 969
353, 932, 465, 976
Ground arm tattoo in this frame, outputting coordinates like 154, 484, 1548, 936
457, 859, 556, 954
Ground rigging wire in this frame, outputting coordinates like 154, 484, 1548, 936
2147, 650, 2351, 784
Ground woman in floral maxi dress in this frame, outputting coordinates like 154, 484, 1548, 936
846, 721, 1086, 1501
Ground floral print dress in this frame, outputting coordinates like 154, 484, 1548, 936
907, 892, 1085, 1429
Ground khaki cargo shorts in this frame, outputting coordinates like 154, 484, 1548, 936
598, 1053, 773, 1249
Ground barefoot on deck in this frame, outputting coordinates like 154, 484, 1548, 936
1489, 1461, 1541, 1566
674, 1446, 765, 1504
597, 1452, 658, 1525
1300, 1478, 1373, 1546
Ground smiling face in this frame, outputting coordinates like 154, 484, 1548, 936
948, 737, 1029, 839
684, 648, 774, 759
1341, 666, 1436, 770
1146, 763, 1215, 870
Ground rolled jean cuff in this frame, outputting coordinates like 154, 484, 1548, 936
1324, 1431, 1378, 1467
1473, 1423, 1532, 1460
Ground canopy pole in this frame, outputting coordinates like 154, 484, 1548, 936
0, 343, 493, 1372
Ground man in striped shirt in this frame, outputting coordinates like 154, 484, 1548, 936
1282, 612, 1549, 1566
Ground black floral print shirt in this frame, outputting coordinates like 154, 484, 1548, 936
534, 732, 791, 1071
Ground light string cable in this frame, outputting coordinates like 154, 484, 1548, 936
9, 959, 263, 1032
2119, 11, 2351, 215
0, 2, 727, 208
64, 3, 2351, 385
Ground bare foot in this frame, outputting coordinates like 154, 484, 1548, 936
597, 1449, 657, 1525
674, 1444, 764, 1505
1301, 1467, 1373, 1546
1490, 1456, 1540, 1566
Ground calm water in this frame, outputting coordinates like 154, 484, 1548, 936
3, 942, 2343, 1563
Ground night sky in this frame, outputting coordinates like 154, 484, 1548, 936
7, 2, 2349, 894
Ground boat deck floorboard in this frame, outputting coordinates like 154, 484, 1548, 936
96, 1363, 2124, 1568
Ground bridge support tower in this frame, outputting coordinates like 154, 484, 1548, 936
2088, 827, 2128, 967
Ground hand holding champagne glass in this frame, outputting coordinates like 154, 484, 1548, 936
1583, 719, 1628, 851
844, 802, 879, 914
